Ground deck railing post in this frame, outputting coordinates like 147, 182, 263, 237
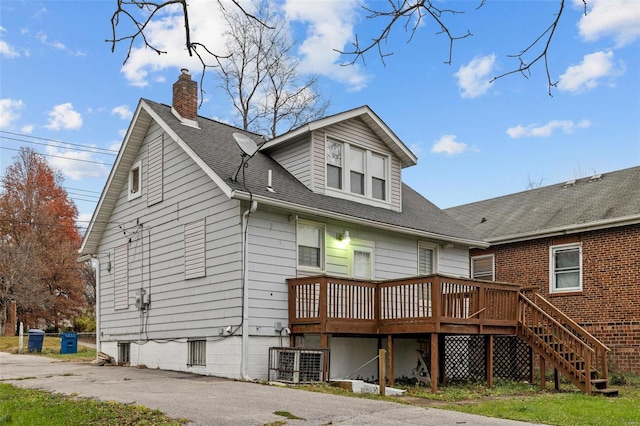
319, 276, 328, 333
375, 284, 381, 328
478, 285, 486, 333
432, 276, 441, 332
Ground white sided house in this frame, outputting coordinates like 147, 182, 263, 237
79, 70, 488, 382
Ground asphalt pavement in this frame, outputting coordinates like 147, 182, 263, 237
0, 352, 544, 425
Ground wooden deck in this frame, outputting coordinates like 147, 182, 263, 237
287, 274, 521, 337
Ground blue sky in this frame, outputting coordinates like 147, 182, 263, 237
1, 0, 639, 228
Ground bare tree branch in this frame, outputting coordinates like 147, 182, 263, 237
337, 1, 474, 67
490, 0, 568, 96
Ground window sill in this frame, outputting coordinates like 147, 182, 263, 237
549, 290, 582, 297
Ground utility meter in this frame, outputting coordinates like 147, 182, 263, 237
135, 289, 149, 310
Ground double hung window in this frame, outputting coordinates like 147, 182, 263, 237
418, 243, 437, 275
550, 244, 582, 293
471, 255, 495, 281
128, 160, 142, 201
297, 222, 324, 270
325, 139, 388, 202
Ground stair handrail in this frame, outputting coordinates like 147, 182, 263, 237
518, 293, 595, 390
519, 293, 595, 355
530, 292, 610, 381
532, 293, 611, 353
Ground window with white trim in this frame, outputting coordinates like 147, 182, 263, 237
418, 242, 438, 275
128, 160, 142, 201
297, 222, 324, 270
550, 243, 582, 293
471, 255, 495, 281
370, 153, 386, 201
325, 138, 389, 203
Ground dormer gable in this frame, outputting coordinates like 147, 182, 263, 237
261, 106, 417, 212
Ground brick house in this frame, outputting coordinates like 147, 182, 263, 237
445, 166, 640, 374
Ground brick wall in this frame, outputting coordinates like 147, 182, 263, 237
471, 223, 640, 374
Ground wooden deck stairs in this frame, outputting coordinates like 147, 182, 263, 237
517, 292, 618, 396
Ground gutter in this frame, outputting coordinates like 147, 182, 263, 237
230, 190, 488, 249
241, 200, 258, 380
486, 214, 640, 245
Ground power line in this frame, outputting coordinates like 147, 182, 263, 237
0, 130, 119, 155
0, 146, 113, 166
65, 186, 103, 195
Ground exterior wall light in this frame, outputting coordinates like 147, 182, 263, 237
337, 230, 351, 243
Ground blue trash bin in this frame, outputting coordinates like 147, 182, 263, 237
27, 329, 45, 353
60, 332, 78, 354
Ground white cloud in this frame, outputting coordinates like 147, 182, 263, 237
111, 104, 133, 120
507, 119, 592, 138
575, 0, 640, 47
557, 50, 621, 93
0, 39, 20, 58
46, 145, 110, 181
37, 32, 65, 50
0, 98, 25, 128
45, 103, 83, 130
108, 141, 123, 152
431, 135, 468, 155
284, 0, 369, 91
21, 124, 34, 134
119, 0, 367, 90
454, 54, 496, 98
77, 213, 94, 230
120, 1, 228, 87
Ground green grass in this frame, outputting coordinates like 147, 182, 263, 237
0, 336, 96, 362
299, 376, 640, 426
0, 383, 188, 426
439, 389, 640, 426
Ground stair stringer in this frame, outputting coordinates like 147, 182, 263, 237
517, 292, 615, 396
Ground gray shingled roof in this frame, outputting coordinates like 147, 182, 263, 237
144, 100, 482, 244
445, 166, 640, 243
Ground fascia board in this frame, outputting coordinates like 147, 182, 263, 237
487, 214, 640, 244
230, 190, 489, 248
260, 106, 417, 167
79, 100, 149, 255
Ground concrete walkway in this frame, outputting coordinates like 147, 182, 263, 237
0, 353, 544, 426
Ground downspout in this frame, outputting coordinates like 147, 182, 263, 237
241, 200, 258, 380
91, 255, 101, 354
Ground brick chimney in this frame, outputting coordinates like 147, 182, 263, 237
172, 69, 198, 122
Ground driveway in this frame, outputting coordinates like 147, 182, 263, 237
0, 353, 542, 426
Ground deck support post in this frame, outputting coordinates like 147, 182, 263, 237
553, 368, 559, 390
379, 349, 386, 396
485, 335, 494, 387
539, 355, 546, 390
321, 333, 329, 381
387, 335, 394, 387
430, 333, 438, 394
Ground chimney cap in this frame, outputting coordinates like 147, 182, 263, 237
181, 68, 190, 75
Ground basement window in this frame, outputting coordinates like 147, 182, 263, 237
550, 243, 582, 293
188, 340, 206, 366
128, 160, 142, 201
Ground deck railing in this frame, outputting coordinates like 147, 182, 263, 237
287, 275, 521, 335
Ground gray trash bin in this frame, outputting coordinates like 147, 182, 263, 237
28, 329, 45, 352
